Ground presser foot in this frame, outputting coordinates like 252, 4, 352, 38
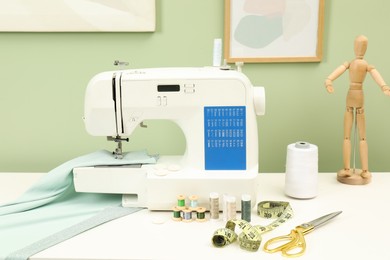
337, 168, 371, 185
107, 136, 129, 159
113, 148, 123, 159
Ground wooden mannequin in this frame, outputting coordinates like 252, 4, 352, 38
325, 35, 390, 185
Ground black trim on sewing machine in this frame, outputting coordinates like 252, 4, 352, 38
112, 73, 119, 135
119, 73, 125, 134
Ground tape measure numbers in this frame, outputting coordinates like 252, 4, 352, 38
257, 201, 293, 230
212, 201, 293, 251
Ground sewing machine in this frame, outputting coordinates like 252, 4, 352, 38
73, 67, 265, 210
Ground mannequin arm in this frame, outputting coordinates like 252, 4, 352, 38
368, 65, 390, 96
325, 62, 349, 93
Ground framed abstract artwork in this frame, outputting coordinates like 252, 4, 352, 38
0, 0, 155, 32
224, 0, 325, 63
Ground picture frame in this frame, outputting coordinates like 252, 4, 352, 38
224, 0, 325, 63
0, 0, 155, 32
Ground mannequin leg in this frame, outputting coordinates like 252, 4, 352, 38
356, 108, 371, 178
337, 106, 371, 185
340, 107, 354, 177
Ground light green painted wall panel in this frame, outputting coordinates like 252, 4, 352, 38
1, 0, 389, 173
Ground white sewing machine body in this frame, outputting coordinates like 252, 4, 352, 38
74, 67, 265, 210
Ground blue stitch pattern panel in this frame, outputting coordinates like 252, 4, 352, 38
204, 106, 246, 170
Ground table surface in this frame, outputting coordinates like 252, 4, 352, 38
1, 172, 389, 260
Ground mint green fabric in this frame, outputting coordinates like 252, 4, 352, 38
0, 149, 157, 259
5, 206, 143, 260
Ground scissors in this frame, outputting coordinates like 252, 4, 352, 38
263, 211, 342, 257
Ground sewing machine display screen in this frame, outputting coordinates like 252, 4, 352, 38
157, 84, 180, 92
204, 106, 246, 170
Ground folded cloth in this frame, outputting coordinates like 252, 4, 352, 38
0, 149, 157, 259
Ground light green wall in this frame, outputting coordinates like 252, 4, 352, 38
1, 0, 389, 173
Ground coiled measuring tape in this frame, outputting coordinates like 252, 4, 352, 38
212, 201, 293, 251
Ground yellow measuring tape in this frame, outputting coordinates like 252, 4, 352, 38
212, 201, 293, 251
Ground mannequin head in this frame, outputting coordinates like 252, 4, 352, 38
354, 35, 368, 59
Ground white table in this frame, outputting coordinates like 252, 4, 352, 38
1, 172, 389, 260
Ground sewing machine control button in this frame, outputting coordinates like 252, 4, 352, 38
154, 169, 169, 176
168, 164, 181, 172
162, 96, 167, 106
156, 96, 168, 106
184, 84, 195, 94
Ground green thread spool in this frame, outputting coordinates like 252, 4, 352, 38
172, 206, 182, 221
196, 207, 207, 222
177, 195, 186, 209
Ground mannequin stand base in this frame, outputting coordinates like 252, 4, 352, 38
337, 169, 371, 185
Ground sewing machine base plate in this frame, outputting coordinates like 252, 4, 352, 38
337, 169, 371, 185
73, 158, 258, 211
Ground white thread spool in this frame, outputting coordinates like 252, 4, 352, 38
285, 141, 318, 199
222, 194, 236, 221
224, 195, 236, 221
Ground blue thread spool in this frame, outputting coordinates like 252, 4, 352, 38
181, 209, 193, 222
189, 195, 198, 209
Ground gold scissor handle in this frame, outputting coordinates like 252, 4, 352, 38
264, 226, 311, 257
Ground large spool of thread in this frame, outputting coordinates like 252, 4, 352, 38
285, 141, 318, 199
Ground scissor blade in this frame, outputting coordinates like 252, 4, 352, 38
304, 211, 342, 229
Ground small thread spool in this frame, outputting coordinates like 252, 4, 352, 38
196, 207, 207, 222
209, 192, 220, 220
172, 206, 182, 221
181, 208, 193, 222
225, 195, 236, 221
241, 194, 251, 222
189, 195, 198, 209
177, 195, 186, 209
